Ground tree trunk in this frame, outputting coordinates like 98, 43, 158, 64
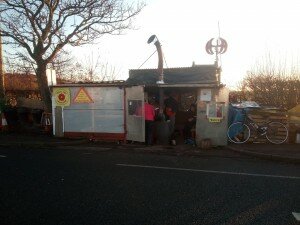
36, 63, 52, 113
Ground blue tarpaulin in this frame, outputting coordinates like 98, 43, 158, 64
228, 104, 246, 124
228, 104, 250, 138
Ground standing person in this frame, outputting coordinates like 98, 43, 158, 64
144, 98, 155, 145
183, 103, 197, 143
164, 92, 178, 145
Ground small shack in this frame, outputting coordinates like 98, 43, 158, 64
126, 63, 229, 146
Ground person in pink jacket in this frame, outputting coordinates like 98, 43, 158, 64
144, 99, 155, 145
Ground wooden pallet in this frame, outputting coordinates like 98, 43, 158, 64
247, 111, 288, 143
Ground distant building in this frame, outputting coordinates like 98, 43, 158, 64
4, 73, 41, 106
4, 73, 68, 107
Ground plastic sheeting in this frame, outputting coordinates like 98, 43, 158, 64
228, 104, 247, 138
63, 87, 124, 133
228, 104, 247, 125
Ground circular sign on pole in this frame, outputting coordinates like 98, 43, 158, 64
54, 88, 70, 107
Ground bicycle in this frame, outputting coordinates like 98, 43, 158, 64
227, 114, 288, 144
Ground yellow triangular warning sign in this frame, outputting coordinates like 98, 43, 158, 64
73, 88, 93, 104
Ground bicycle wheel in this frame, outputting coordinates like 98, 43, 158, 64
266, 122, 288, 144
227, 122, 251, 144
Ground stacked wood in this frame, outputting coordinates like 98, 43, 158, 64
246, 109, 288, 143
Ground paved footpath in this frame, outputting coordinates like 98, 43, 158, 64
0, 133, 299, 164
228, 143, 300, 164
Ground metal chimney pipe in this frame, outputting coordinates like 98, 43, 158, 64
154, 40, 164, 84
147, 35, 164, 84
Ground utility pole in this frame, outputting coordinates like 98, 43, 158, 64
0, 0, 5, 99
0, 33, 4, 99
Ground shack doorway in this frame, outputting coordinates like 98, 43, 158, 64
145, 86, 198, 145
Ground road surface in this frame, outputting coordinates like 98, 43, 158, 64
0, 146, 299, 225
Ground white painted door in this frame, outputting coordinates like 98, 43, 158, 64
125, 86, 145, 142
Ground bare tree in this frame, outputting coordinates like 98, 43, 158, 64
50, 49, 121, 82
4, 48, 120, 86
4, 52, 35, 75
99, 62, 119, 81
0, 0, 144, 112
72, 49, 121, 82
78, 50, 103, 82
51, 50, 76, 81
236, 55, 300, 110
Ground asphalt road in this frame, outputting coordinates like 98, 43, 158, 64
0, 146, 299, 225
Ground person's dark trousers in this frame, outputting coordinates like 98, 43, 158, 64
183, 122, 195, 140
168, 115, 176, 142
145, 120, 154, 145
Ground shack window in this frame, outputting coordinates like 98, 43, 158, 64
128, 100, 143, 116
207, 102, 224, 118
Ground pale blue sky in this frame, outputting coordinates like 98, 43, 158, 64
73, 0, 300, 88
7, 0, 300, 88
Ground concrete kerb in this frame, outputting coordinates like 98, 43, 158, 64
0, 140, 197, 156
2, 135, 286, 161
117, 144, 196, 156
0, 138, 89, 149
115, 144, 241, 159
227, 146, 300, 164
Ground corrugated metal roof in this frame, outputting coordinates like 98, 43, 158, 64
52, 80, 126, 88
126, 64, 220, 85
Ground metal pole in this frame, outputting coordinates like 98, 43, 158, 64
159, 88, 164, 115
0, 33, 5, 98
